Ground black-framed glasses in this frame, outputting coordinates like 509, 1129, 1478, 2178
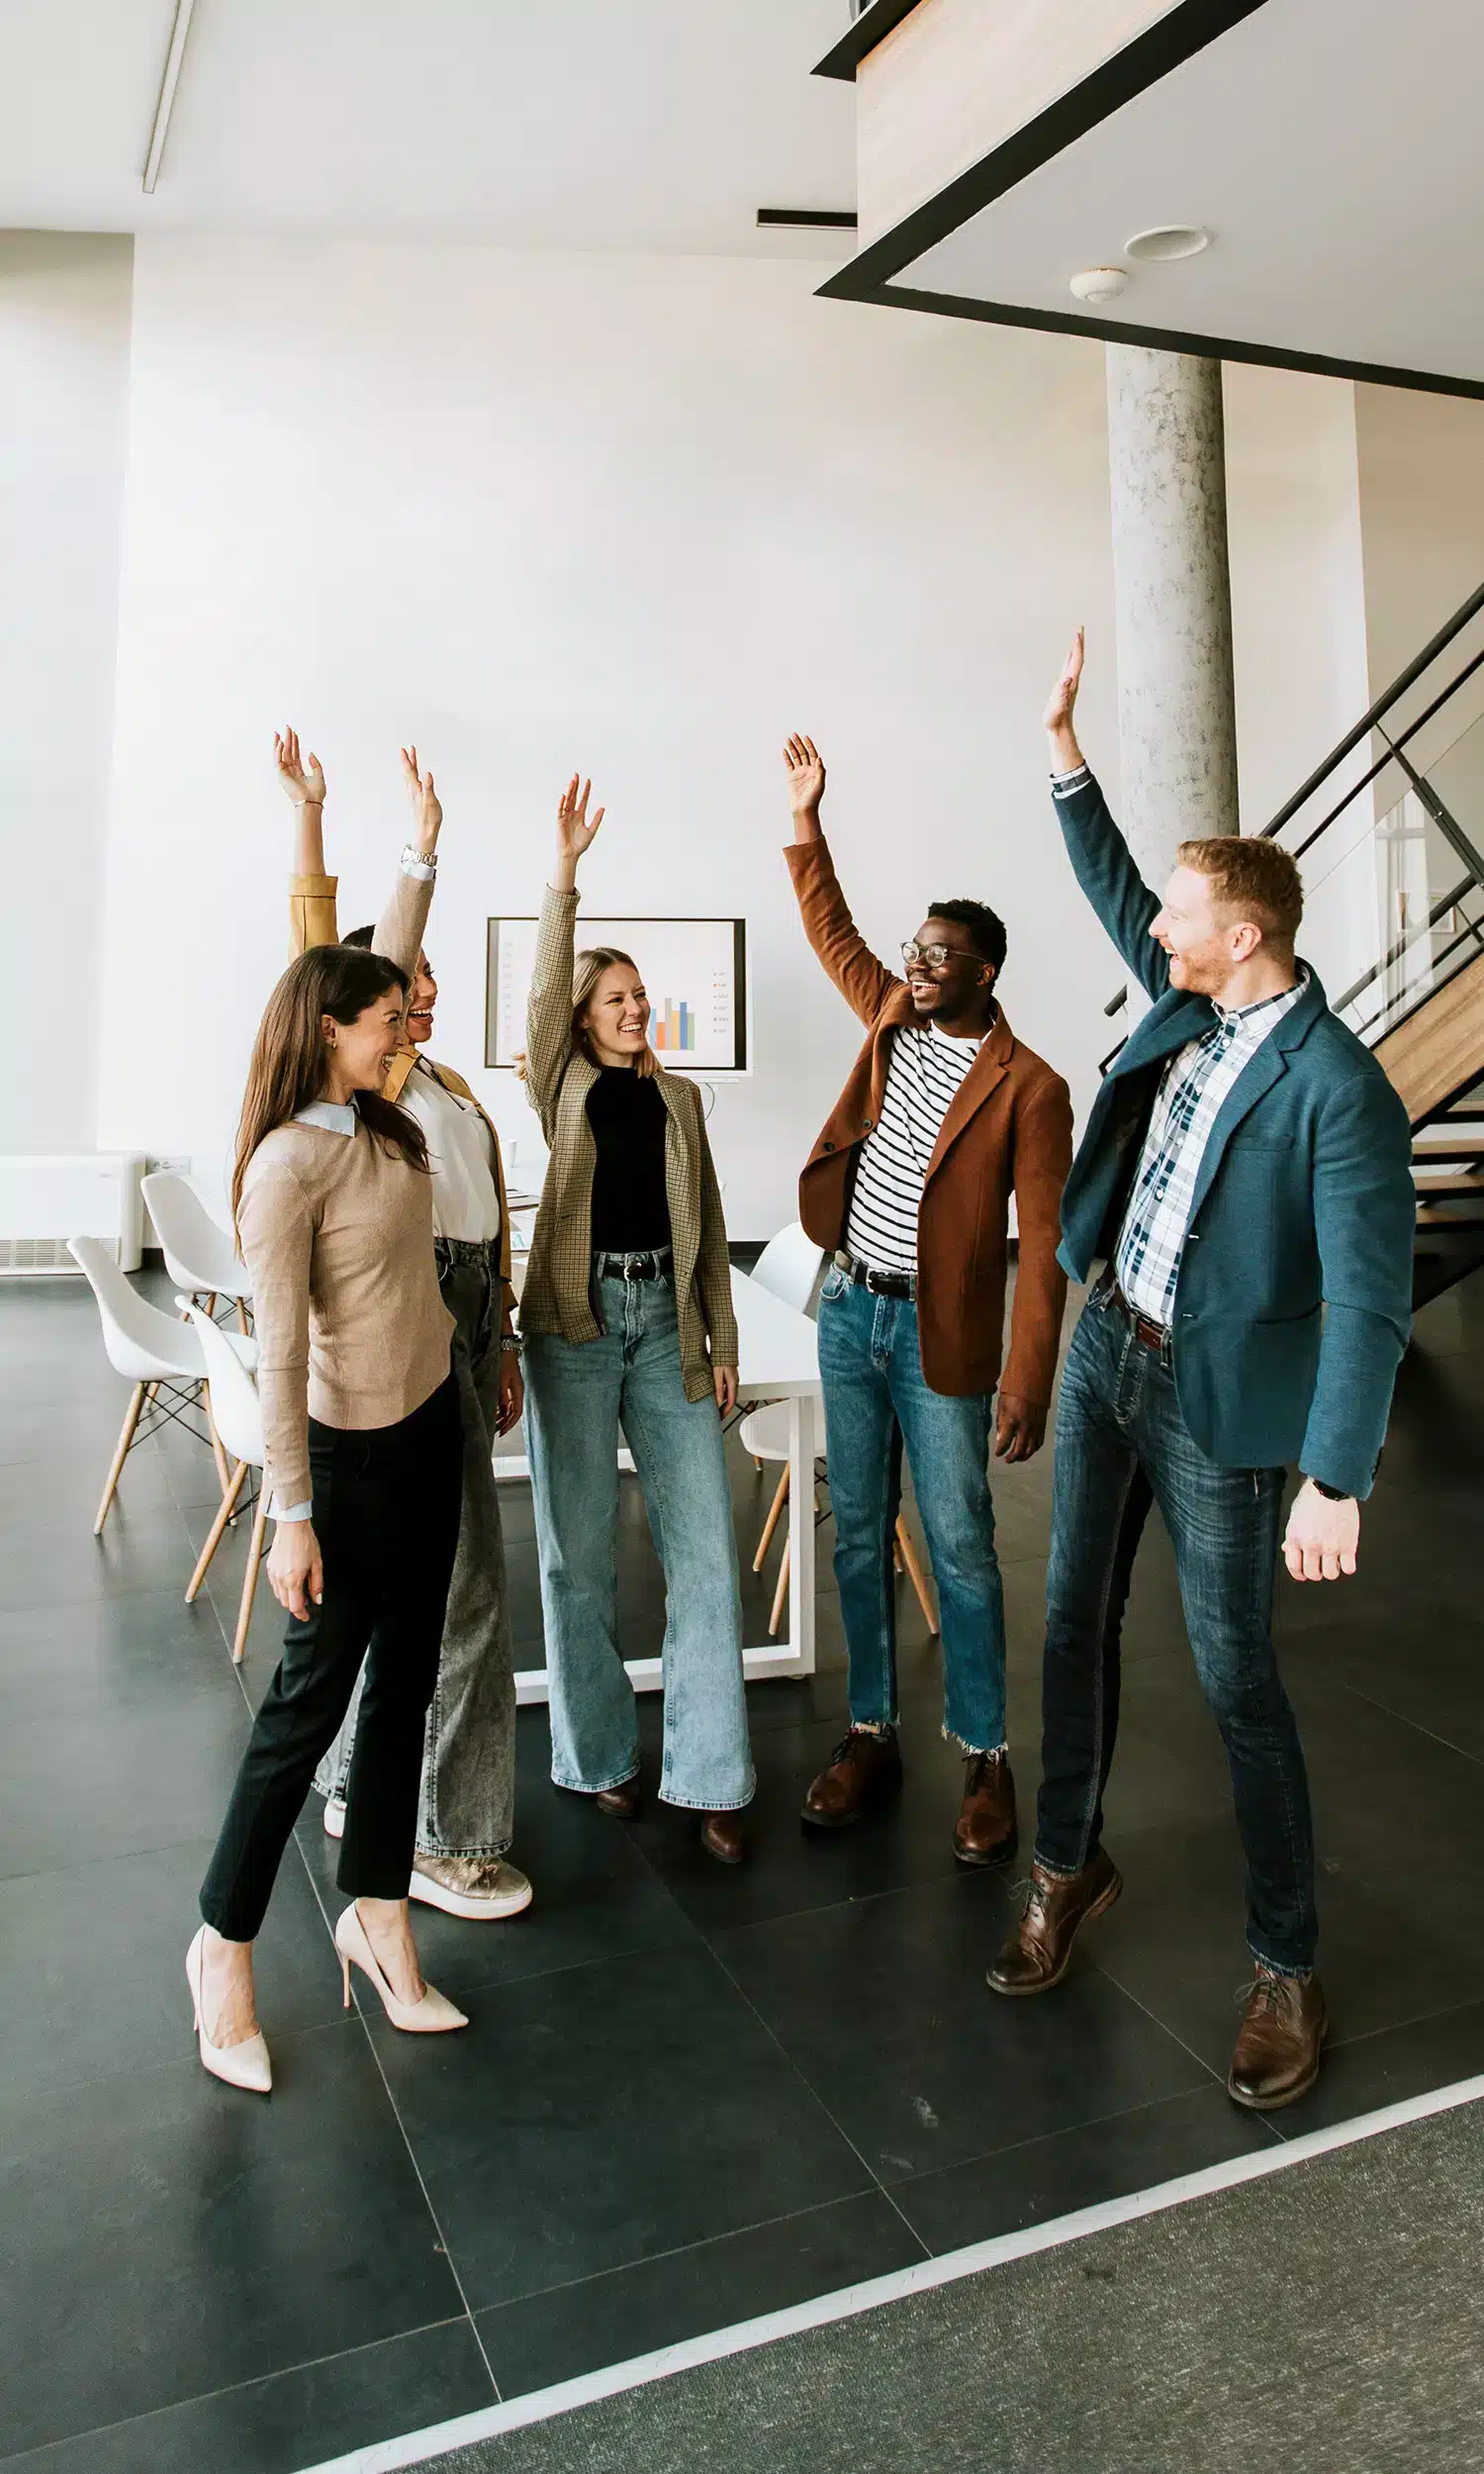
901, 939, 971, 969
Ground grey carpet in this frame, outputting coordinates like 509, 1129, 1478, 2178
413, 2100, 1484, 2474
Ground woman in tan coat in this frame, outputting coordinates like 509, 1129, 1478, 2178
520, 776, 754, 1863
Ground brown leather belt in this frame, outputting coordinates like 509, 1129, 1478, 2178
1098, 1273, 1170, 1352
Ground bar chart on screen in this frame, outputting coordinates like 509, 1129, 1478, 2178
487, 914, 749, 1074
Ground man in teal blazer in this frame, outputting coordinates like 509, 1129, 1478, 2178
987, 632, 1415, 2113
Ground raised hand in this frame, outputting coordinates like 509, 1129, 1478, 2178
1043, 629, 1085, 745
274, 726, 325, 808
783, 734, 825, 815
552, 774, 605, 892
401, 745, 442, 857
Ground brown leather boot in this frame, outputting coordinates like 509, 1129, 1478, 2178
699, 1811, 748, 1865
954, 1750, 1017, 1867
595, 1779, 641, 1818
801, 1728, 903, 1829
1228, 1967, 1327, 2110
985, 1848, 1122, 1996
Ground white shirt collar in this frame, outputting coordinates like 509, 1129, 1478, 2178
294, 1098, 358, 1137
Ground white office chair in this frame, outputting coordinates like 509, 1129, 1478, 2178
748, 1219, 825, 1315
67, 1236, 255, 1531
737, 1224, 939, 1641
180, 1300, 269, 1664
141, 1172, 252, 1327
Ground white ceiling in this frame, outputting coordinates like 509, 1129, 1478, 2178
0, 0, 858, 256
895, 0, 1484, 386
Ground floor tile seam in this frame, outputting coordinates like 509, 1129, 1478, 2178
0, 2006, 392, 2112
1335, 1679, 1484, 1771
879, 2077, 1285, 2215
386, 1918, 710, 2010
0, 1834, 247, 1889
1075, 1950, 1237, 2090
0, 2315, 487, 2471
468, 2185, 898, 2325
687, 1866, 972, 1953
697, 1934, 932, 2261
285, 1829, 507, 2405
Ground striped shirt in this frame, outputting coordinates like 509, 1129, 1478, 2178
1115, 970, 1308, 1324
845, 1021, 982, 1276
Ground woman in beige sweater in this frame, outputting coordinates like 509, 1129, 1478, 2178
521, 776, 755, 1863
188, 942, 469, 2094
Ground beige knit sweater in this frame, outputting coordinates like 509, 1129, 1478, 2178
519, 887, 739, 1397
236, 1118, 454, 1509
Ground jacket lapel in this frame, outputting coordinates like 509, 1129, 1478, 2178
1183, 973, 1324, 1222
924, 1009, 1011, 1183
1109, 993, 1212, 1080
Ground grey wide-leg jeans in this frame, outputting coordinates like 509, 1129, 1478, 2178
314, 1239, 517, 1858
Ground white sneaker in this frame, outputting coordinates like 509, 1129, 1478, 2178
323, 1796, 346, 1842
409, 1855, 534, 1921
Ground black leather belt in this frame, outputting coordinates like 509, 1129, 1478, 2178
833, 1248, 916, 1301
594, 1246, 674, 1283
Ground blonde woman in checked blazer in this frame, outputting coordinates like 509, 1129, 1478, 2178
520, 775, 754, 1863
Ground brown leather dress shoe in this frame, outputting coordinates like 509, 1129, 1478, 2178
595, 1779, 641, 1818
985, 1848, 1122, 1996
1228, 1967, 1327, 2110
801, 1728, 903, 1829
954, 1750, 1017, 1867
699, 1811, 748, 1865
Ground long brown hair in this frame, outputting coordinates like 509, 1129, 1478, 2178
571, 945, 660, 1078
232, 945, 430, 1225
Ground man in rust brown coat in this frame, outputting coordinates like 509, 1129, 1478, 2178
783, 735, 1072, 1863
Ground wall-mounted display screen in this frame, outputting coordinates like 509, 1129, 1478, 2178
486, 916, 749, 1075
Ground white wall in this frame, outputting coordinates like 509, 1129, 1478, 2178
0, 233, 132, 1154
96, 237, 1121, 1231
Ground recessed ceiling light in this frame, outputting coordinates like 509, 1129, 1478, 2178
1126, 225, 1212, 262
1069, 267, 1129, 305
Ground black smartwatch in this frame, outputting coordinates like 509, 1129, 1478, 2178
1306, 1476, 1354, 1503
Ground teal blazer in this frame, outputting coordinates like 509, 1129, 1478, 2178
1055, 772, 1414, 1498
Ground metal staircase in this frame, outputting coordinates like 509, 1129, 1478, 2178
1102, 578, 1484, 1310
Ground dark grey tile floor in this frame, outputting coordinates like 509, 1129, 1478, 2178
3, 1265, 1483, 2473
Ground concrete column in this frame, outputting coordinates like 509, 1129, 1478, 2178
1106, 345, 1239, 889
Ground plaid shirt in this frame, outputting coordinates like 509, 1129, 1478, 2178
1114, 970, 1308, 1326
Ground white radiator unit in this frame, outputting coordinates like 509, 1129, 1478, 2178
0, 1155, 147, 1275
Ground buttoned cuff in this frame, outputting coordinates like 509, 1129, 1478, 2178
1051, 765, 1091, 797
272, 1497, 314, 1524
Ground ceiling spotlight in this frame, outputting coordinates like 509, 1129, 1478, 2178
1126, 225, 1211, 262
1068, 267, 1129, 306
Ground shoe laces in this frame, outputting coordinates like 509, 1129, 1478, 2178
831, 1728, 891, 1766
963, 1750, 1003, 1792
1234, 1967, 1298, 2021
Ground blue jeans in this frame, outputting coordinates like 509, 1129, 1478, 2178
523, 1273, 754, 1812
815, 1268, 1006, 1753
1037, 1290, 1317, 1974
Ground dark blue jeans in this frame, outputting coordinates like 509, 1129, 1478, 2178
816, 1267, 1006, 1753
1037, 1291, 1317, 1973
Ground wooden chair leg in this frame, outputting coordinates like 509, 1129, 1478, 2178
769, 1535, 791, 1638
232, 1492, 269, 1664
94, 1382, 146, 1534
186, 1460, 248, 1602
894, 1515, 939, 1637
753, 1464, 790, 1571
203, 1384, 232, 1500
234, 1297, 250, 1335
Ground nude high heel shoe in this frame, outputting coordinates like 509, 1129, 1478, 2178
186, 1927, 272, 2094
333, 1903, 469, 2034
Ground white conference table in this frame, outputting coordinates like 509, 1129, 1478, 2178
499, 1265, 822, 1707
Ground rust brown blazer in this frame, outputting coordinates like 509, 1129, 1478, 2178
787, 835, 1072, 1404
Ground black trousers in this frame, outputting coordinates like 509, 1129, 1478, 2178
200, 1373, 462, 1943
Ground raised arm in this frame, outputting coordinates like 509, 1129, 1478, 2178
525, 774, 605, 1118
277, 727, 339, 958
371, 745, 440, 984
781, 736, 899, 1026
1043, 634, 1167, 999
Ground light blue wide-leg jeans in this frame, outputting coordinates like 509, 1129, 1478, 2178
523, 1273, 754, 1812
